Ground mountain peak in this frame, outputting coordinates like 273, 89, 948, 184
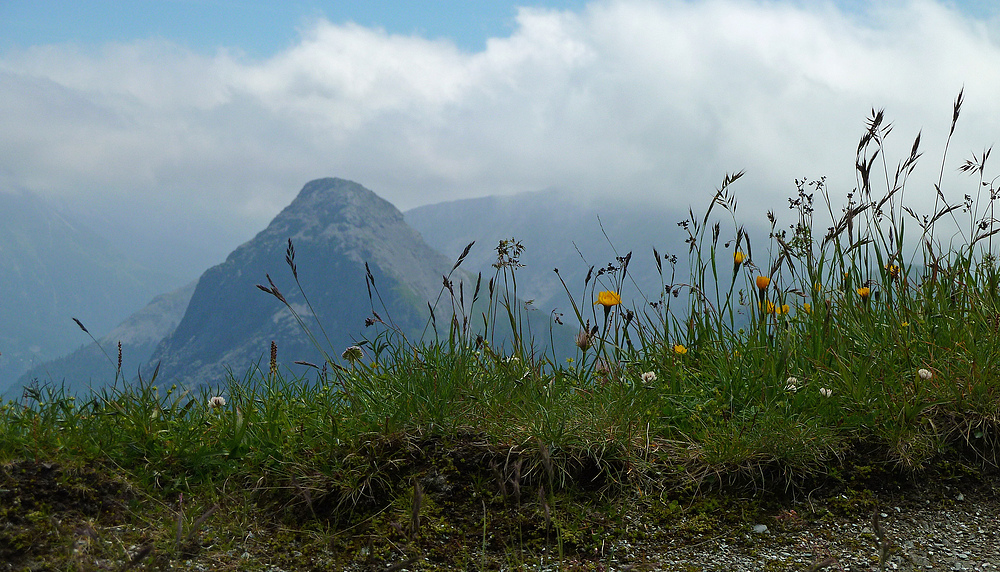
283, 177, 401, 227
298, 177, 370, 200
295, 177, 390, 211
239, 178, 406, 260
148, 178, 453, 387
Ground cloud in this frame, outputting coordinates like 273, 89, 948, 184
2, 0, 999, 275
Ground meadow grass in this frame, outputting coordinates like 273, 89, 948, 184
2, 92, 1000, 569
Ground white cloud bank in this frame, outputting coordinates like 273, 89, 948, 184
2, 0, 999, 275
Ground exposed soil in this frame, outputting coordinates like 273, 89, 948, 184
2, 441, 998, 571
0, 459, 132, 570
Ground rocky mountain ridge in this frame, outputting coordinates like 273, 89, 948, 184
146, 178, 457, 388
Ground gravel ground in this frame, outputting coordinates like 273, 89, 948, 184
579, 475, 1000, 571
624, 501, 999, 571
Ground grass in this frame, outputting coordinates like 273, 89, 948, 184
3, 92, 1000, 570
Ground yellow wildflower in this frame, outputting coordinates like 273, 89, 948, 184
673, 344, 688, 355
760, 301, 789, 315
594, 291, 622, 307
755, 275, 770, 290
734, 251, 746, 265
856, 287, 871, 299
802, 303, 812, 314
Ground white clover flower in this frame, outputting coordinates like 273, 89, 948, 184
918, 368, 933, 381
819, 387, 833, 398
641, 371, 658, 384
208, 396, 226, 409
785, 377, 799, 392
342, 345, 364, 362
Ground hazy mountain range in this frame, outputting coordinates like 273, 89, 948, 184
406, 188, 691, 316
15, 282, 196, 396
5, 179, 699, 397
0, 190, 184, 395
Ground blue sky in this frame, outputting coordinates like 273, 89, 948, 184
0, 1, 592, 55
2, 0, 1000, 278
3, 1, 997, 55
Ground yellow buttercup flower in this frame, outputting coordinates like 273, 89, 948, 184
673, 344, 687, 355
760, 301, 789, 315
594, 291, 622, 307
856, 287, 871, 299
755, 275, 770, 290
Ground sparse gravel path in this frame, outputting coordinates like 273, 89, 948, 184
620, 501, 1000, 571
580, 474, 1000, 572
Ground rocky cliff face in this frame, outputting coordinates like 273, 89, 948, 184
147, 178, 455, 387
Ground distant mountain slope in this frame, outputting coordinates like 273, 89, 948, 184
0, 190, 181, 395
404, 189, 690, 317
13, 282, 196, 396
147, 178, 456, 388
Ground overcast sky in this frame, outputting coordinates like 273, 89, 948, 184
2, 0, 1000, 280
